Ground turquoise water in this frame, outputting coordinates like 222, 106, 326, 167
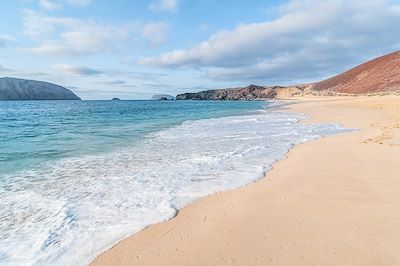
0, 100, 350, 265
0, 100, 266, 175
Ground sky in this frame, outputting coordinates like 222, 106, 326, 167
0, 0, 400, 99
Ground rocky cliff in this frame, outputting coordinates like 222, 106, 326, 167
176, 84, 310, 100
0, 77, 81, 100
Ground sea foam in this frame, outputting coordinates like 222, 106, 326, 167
0, 109, 350, 265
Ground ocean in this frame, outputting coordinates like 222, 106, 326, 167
0, 100, 349, 265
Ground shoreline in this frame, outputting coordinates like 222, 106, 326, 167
92, 95, 400, 265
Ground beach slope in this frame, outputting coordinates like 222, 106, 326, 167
93, 95, 400, 265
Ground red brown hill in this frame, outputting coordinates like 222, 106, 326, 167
312, 50, 400, 94
176, 50, 400, 100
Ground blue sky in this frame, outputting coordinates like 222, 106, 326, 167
0, 0, 400, 99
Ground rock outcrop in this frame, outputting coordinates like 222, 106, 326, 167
176, 84, 309, 100
151, 94, 175, 100
0, 77, 81, 100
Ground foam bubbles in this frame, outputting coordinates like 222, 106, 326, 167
0, 110, 350, 265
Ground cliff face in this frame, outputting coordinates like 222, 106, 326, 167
312, 50, 400, 94
0, 77, 81, 100
176, 84, 308, 100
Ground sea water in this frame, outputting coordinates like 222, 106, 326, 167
0, 100, 350, 265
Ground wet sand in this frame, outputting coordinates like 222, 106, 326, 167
93, 95, 400, 266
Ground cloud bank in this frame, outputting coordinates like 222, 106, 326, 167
141, 22, 169, 46
21, 10, 134, 56
52, 64, 103, 76
140, 0, 400, 83
149, 0, 178, 12
20, 10, 168, 56
66, 0, 92, 7
38, 0, 92, 10
0, 35, 15, 47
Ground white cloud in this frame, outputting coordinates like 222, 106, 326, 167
94, 80, 140, 89
22, 10, 77, 38
66, 0, 92, 7
21, 10, 170, 56
38, 0, 92, 10
0, 64, 13, 73
52, 64, 103, 76
100, 80, 126, 85
21, 10, 134, 56
141, 22, 169, 46
39, 0, 62, 10
0, 64, 50, 79
149, 0, 178, 12
0, 35, 15, 47
140, 0, 400, 83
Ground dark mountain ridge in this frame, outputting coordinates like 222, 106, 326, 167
0, 77, 81, 100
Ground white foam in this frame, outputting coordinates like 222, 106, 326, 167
0, 110, 351, 265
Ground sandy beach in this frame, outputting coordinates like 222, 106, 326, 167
92, 95, 400, 266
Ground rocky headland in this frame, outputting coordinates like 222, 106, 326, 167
176, 50, 400, 100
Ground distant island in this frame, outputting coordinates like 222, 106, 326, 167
151, 94, 175, 100
0, 77, 81, 100
111, 98, 121, 101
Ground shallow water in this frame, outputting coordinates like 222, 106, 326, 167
0, 100, 350, 265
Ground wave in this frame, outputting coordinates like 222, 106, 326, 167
0, 109, 351, 265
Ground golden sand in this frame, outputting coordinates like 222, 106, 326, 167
93, 95, 400, 266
